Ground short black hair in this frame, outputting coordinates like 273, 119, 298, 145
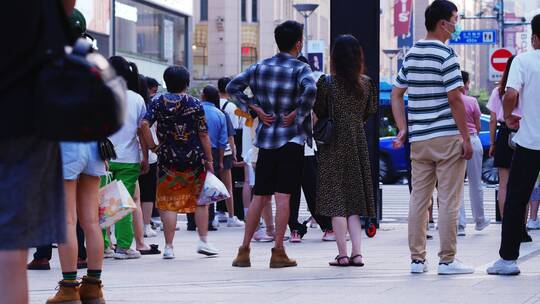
163, 66, 190, 93
425, 0, 458, 32
217, 77, 231, 93
461, 71, 469, 85
274, 20, 303, 52
202, 85, 220, 107
532, 14, 540, 38
146, 77, 159, 89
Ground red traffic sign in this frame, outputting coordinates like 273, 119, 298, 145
491, 48, 513, 72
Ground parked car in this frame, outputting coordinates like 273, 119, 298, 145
378, 82, 497, 184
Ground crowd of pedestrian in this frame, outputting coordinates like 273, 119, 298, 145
2, 0, 540, 303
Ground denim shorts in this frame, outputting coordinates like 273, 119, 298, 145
61, 142, 106, 180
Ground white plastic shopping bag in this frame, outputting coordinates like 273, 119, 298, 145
197, 172, 230, 205
99, 174, 137, 228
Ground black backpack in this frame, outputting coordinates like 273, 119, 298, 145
35, 38, 126, 141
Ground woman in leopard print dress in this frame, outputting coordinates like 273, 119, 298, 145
313, 35, 377, 267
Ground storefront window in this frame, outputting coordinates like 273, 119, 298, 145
241, 47, 257, 71
115, 0, 187, 66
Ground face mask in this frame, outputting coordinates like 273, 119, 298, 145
444, 21, 462, 40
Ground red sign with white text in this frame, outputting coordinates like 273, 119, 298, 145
394, 0, 413, 37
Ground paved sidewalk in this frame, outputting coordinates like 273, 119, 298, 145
28, 221, 540, 304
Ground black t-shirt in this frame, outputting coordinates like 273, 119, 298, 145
0, 0, 73, 138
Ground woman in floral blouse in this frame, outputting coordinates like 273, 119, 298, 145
140, 66, 218, 259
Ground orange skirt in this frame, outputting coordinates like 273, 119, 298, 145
156, 166, 206, 213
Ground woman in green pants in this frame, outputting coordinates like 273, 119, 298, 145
104, 56, 150, 259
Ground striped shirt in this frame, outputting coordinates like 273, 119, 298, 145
393, 40, 464, 142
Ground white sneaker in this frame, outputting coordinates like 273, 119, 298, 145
438, 260, 474, 275
163, 245, 175, 259
486, 259, 520, 275
410, 260, 428, 274
144, 224, 157, 238
217, 212, 228, 223
197, 240, 219, 256
212, 218, 220, 229
104, 248, 115, 259
527, 219, 539, 230
252, 228, 274, 242
475, 218, 491, 231
428, 221, 435, 229
114, 248, 142, 260
457, 226, 466, 236
227, 216, 245, 228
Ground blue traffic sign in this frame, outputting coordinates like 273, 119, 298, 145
449, 30, 498, 45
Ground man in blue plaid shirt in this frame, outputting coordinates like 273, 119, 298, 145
228, 20, 317, 268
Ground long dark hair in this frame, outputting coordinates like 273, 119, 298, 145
109, 56, 140, 93
331, 34, 365, 97
138, 74, 151, 104
499, 55, 516, 98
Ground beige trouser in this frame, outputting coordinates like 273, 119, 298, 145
409, 135, 466, 263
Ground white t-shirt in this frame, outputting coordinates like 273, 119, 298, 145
109, 90, 147, 163
242, 118, 259, 163
506, 50, 540, 150
220, 98, 243, 130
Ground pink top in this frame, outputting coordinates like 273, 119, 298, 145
486, 87, 522, 122
462, 93, 481, 134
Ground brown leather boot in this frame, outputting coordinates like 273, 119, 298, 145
270, 247, 297, 268
46, 280, 81, 304
79, 276, 105, 304
232, 246, 251, 267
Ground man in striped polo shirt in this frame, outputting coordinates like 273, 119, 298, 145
391, 0, 473, 275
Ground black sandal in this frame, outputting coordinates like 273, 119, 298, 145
139, 244, 161, 255
349, 254, 364, 267
329, 255, 350, 267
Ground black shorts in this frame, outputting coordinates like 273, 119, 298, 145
254, 142, 304, 195
212, 149, 233, 171
494, 126, 515, 169
138, 163, 157, 202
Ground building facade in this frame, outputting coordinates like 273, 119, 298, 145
191, 0, 331, 80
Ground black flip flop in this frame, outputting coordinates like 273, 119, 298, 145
329, 255, 350, 267
139, 244, 161, 255
349, 254, 364, 267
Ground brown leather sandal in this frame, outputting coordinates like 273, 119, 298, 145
349, 254, 364, 267
329, 255, 350, 267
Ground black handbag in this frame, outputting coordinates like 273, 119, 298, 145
98, 138, 117, 161
313, 75, 335, 145
35, 38, 126, 141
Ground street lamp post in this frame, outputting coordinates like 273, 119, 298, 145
382, 48, 402, 82
293, 3, 319, 57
